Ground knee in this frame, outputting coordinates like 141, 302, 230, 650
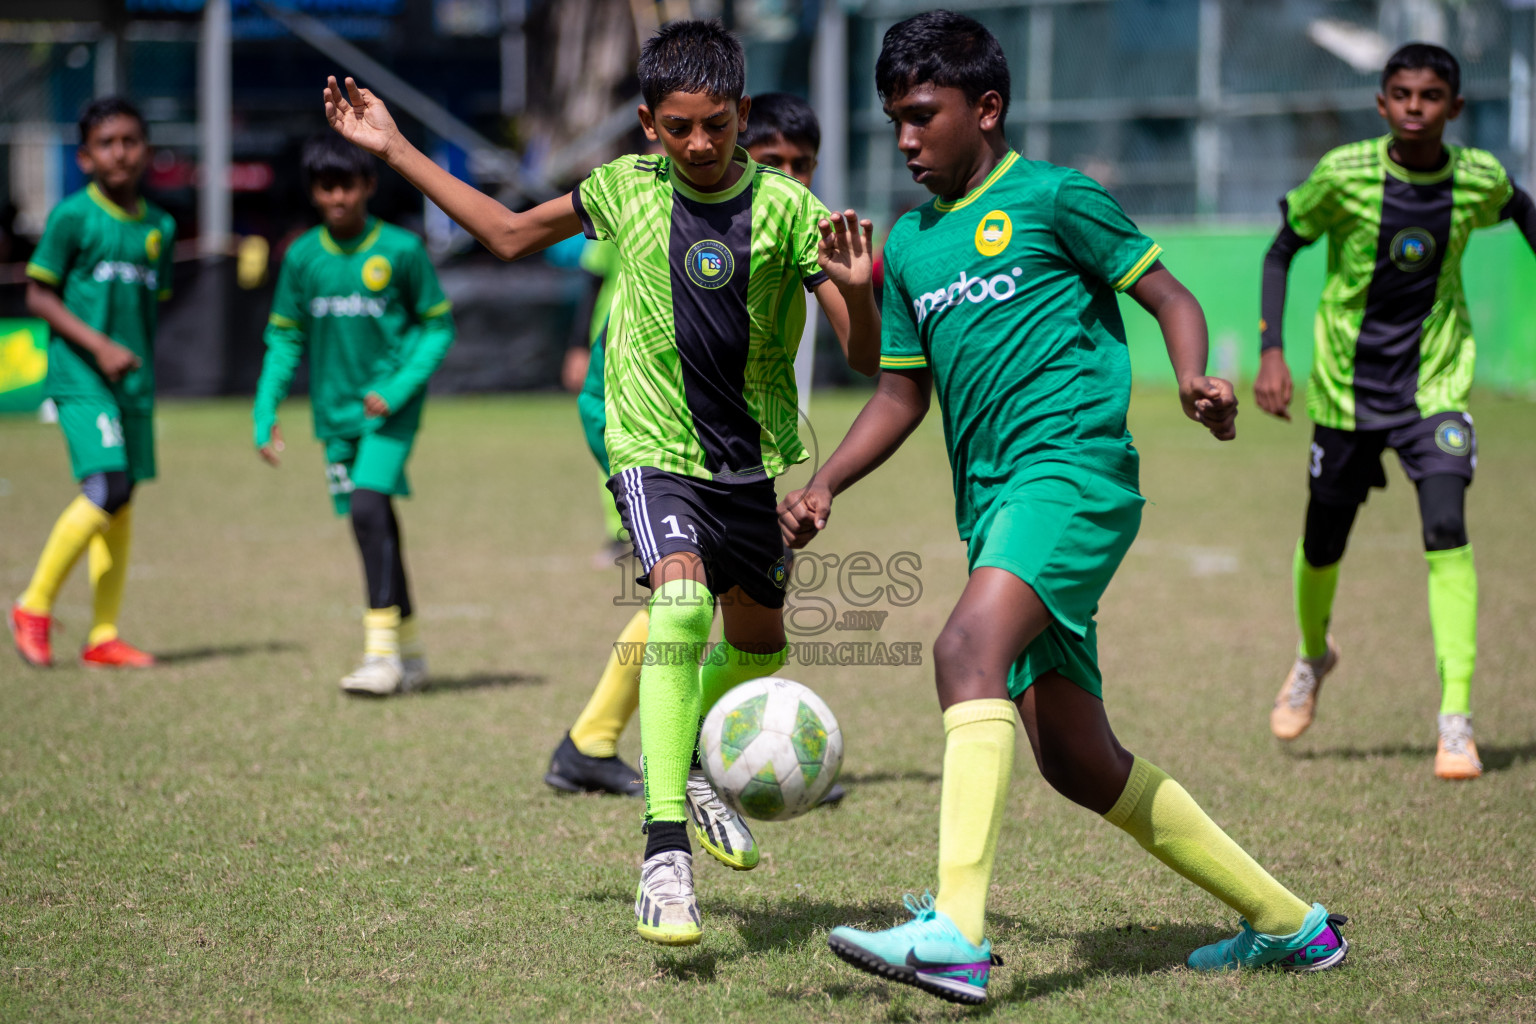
82, 471, 133, 515
1422, 510, 1468, 552
932, 624, 971, 681
349, 488, 390, 536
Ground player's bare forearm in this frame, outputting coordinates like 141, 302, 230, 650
818, 367, 931, 496
324, 75, 578, 260
1128, 264, 1238, 440
26, 282, 113, 357
813, 279, 880, 376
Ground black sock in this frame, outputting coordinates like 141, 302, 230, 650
643, 820, 690, 859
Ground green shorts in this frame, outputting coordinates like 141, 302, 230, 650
57, 398, 156, 483
322, 429, 416, 516
967, 462, 1144, 700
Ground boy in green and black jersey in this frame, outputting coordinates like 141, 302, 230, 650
1256, 43, 1536, 779
252, 134, 455, 696
11, 97, 175, 670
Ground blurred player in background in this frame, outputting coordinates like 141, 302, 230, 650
10, 98, 175, 670
1257, 43, 1536, 779
782, 12, 1347, 1004
544, 94, 844, 809
252, 134, 456, 696
322, 18, 879, 944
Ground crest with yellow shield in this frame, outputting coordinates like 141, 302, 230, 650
362, 254, 392, 292
974, 211, 1012, 257
145, 228, 162, 263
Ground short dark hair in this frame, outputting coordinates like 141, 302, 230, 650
740, 92, 820, 153
876, 10, 1011, 122
78, 96, 146, 146
301, 132, 376, 188
1382, 42, 1460, 97
637, 19, 745, 111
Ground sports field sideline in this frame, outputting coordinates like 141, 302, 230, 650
2, 391, 1533, 1022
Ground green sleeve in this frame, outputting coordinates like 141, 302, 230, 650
156, 215, 176, 301
1283, 158, 1341, 242
253, 253, 308, 447
573, 159, 626, 241
795, 186, 832, 287
25, 200, 79, 288
878, 239, 927, 370
1053, 172, 1163, 292
369, 244, 455, 414
1468, 151, 1514, 228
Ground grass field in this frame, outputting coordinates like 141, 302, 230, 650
2, 390, 1534, 1023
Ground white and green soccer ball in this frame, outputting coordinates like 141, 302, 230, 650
700, 677, 843, 821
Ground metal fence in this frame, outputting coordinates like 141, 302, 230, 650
845, 0, 1536, 224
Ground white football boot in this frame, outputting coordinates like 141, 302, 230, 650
685, 769, 759, 870
634, 849, 702, 945
340, 654, 406, 696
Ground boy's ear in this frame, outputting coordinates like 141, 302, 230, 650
75, 146, 94, 176
737, 95, 752, 130
1447, 95, 1466, 121
638, 104, 659, 142
977, 90, 1005, 134
364, 176, 378, 199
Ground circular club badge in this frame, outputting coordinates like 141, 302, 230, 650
1389, 226, 1436, 273
362, 254, 393, 292
684, 239, 735, 290
974, 210, 1012, 257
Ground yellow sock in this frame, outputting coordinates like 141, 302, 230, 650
87, 505, 133, 646
19, 495, 111, 615
364, 606, 401, 659
933, 699, 1016, 945
1104, 756, 1310, 935
570, 607, 649, 758
398, 614, 423, 660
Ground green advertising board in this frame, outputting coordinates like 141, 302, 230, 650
0, 319, 48, 414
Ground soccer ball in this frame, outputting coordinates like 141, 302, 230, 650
699, 677, 843, 821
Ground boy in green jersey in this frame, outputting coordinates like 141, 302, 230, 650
252, 134, 455, 696
546, 94, 843, 810
10, 98, 175, 670
1256, 44, 1536, 780
779, 12, 1345, 1005
323, 19, 879, 944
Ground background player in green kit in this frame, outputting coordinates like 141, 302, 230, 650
778, 12, 1346, 1005
545, 94, 845, 810
1256, 44, 1536, 780
10, 97, 175, 670
252, 134, 455, 696
322, 18, 879, 945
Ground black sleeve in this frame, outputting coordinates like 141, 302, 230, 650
1499, 186, 1536, 253
1260, 199, 1312, 353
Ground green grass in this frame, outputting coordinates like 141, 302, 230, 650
2, 391, 1534, 1023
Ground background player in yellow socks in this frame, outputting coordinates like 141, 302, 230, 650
779, 13, 1346, 1005
545, 93, 846, 806
323, 18, 878, 943
252, 133, 455, 696
1256, 44, 1536, 780
10, 97, 174, 670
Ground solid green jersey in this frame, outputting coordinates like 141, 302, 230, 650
25, 183, 176, 414
880, 152, 1160, 541
1285, 136, 1512, 430
253, 218, 454, 444
574, 148, 829, 483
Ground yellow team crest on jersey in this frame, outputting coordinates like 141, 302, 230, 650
144, 228, 162, 263
362, 254, 392, 292
975, 211, 1012, 257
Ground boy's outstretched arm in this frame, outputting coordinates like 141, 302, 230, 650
1254, 217, 1312, 421
1127, 263, 1237, 441
810, 210, 881, 376
324, 76, 579, 261
778, 367, 930, 547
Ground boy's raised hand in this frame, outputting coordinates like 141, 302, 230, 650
777, 482, 833, 549
324, 76, 400, 159
1181, 375, 1238, 441
817, 210, 875, 290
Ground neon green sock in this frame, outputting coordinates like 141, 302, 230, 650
1426, 544, 1476, 717
1294, 539, 1339, 661
933, 699, 1016, 945
638, 579, 713, 824
699, 638, 788, 716
1105, 756, 1311, 936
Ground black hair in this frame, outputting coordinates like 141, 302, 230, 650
739, 92, 820, 153
637, 19, 745, 111
78, 96, 146, 146
876, 10, 1011, 122
301, 131, 376, 188
1382, 42, 1460, 97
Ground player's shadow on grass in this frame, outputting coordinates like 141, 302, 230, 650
984, 921, 1228, 1009
1287, 741, 1536, 773
416, 672, 545, 694
154, 641, 302, 664
837, 769, 942, 786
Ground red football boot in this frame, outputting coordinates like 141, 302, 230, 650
80, 637, 156, 668
8, 603, 53, 667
